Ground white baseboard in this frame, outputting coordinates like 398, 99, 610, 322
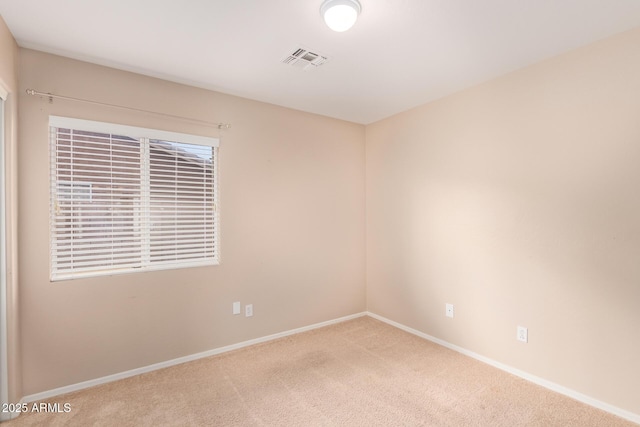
20, 311, 367, 404
19, 311, 639, 425
0, 412, 13, 422
367, 311, 640, 426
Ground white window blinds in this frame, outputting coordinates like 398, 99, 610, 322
49, 116, 219, 281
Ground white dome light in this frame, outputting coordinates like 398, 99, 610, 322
320, 0, 362, 32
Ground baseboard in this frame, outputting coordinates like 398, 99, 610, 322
0, 412, 15, 422
20, 311, 367, 404
19, 310, 638, 425
367, 311, 640, 425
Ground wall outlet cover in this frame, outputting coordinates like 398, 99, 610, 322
517, 326, 528, 343
445, 303, 454, 318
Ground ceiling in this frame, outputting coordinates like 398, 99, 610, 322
1, 1, 640, 124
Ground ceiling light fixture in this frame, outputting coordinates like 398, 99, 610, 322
320, 0, 362, 32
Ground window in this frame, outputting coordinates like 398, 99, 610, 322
49, 116, 219, 281
57, 181, 92, 201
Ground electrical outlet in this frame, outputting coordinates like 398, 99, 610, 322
445, 303, 454, 318
232, 301, 241, 315
245, 304, 253, 317
517, 326, 528, 343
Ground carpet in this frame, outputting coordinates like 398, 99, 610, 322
4, 316, 635, 426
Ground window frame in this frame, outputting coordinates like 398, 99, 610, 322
0, 88, 9, 421
49, 116, 220, 281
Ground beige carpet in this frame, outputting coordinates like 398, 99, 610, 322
4, 316, 636, 426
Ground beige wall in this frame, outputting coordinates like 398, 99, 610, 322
366, 28, 640, 415
7, 18, 640, 419
0, 15, 21, 406
17, 49, 366, 395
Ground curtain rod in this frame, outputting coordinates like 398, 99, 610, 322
25, 89, 231, 130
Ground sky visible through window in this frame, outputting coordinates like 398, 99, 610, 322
113, 134, 213, 162
162, 140, 212, 162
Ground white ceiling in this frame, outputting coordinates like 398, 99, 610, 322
1, 0, 640, 124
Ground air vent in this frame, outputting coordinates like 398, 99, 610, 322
281, 47, 328, 70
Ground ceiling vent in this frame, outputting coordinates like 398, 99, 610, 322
281, 47, 328, 70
